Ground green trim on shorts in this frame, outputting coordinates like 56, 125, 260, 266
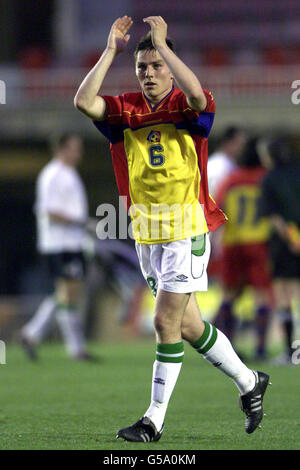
147, 277, 157, 298
191, 234, 206, 256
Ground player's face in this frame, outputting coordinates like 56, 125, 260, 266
231, 132, 247, 159
135, 49, 173, 105
64, 136, 83, 166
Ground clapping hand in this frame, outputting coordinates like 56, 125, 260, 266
143, 16, 168, 49
107, 16, 133, 54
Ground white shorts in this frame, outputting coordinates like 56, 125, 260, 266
135, 234, 211, 296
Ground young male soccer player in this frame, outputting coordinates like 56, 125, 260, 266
20, 134, 92, 361
260, 137, 300, 364
74, 15, 270, 442
213, 138, 272, 359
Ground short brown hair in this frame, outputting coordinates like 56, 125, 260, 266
134, 32, 175, 61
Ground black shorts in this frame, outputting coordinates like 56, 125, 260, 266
269, 237, 300, 279
42, 251, 86, 281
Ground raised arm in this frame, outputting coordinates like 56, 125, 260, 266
143, 16, 207, 112
74, 16, 133, 120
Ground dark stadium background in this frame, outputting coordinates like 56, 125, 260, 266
0, 0, 299, 335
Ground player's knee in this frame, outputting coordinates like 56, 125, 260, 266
180, 321, 195, 341
153, 313, 166, 336
180, 321, 190, 339
153, 311, 177, 337
181, 315, 205, 343
55, 279, 82, 307
67, 289, 81, 306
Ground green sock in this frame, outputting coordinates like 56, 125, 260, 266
192, 321, 218, 354
191, 322, 255, 394
156, 341, 184, 363
144, 342, 184, 431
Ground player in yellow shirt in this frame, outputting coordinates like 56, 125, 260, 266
214, 138, 272, 360
75, 15, 270, 441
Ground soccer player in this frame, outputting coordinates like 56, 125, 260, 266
260, 136, 300, 364
74, 15, 270, 441
207, 126, 247, 280
20, 134, 92, 361
213, 138, 272, 360
208, 126, 247, 198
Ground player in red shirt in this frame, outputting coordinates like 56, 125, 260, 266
213, 138, 272, 360
75, 16, 270, 441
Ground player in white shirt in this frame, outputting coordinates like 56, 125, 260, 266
208, 126, 247, 198
207, 127, 248, 278
20, 133, 92, 360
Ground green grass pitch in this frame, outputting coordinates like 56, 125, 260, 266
0, 340, 299, 450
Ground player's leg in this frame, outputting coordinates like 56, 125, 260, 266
117, 288, 189, 442
272, 278, 295, 362
182, 236, 271, 434
182, 294, 271, 433
182, 294, 256, 395
117, 241, 190, 442
144, 289, 189, 425
20, 295, 57, 359
55, 277, 89, 359
213, 288, 239, 340
269, 240, 297, 363
21, 296, 57, 344
19, 254, 58, 359
53, 251, 91, 360
247, 243, 272, 360
212, 245, 242, 341
252, 288, 272, 360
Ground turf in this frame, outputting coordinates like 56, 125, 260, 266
0, 340, 299, 450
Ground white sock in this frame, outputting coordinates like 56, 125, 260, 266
144, 360, 182, 431
55, 309, 86, 357
22, 295, 57, 343
203, 328, 255, 394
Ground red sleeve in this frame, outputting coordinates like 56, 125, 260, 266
175, 89, 216, 138
175, 91, 199, 120
101, 95, 123, 125
177, 89, 215, 116
203, 90, 216, 113
93, 95, 124, 143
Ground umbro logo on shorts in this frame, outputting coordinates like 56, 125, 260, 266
175, 274, 189, 282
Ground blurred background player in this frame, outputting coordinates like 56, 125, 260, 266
207, 126, 248, 281
260, 136, 300, 365
213, 138, 272, 361
20, 133, 93, 361
208, 126, 248, 198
